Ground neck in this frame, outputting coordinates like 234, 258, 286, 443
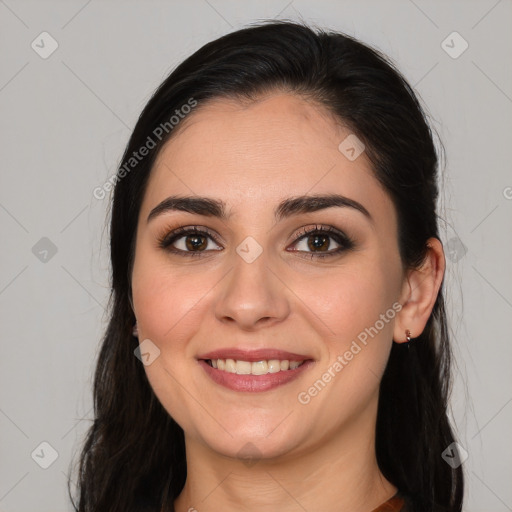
173, 396, 396, 512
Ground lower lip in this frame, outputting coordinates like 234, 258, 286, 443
198, 360, 314, 392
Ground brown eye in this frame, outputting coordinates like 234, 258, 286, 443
158, 226, 222, 256
289, 225, 355, 259
306, 233, 334, 252
157, 224, 354, 259
183, 233, 208, 251
293, 232, 341, 254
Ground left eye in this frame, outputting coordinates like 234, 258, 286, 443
292, 232, 341, 253
288, 226, 354, 258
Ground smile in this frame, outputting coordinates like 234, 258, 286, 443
197, 348, 315, 392
205, 358, 306, 375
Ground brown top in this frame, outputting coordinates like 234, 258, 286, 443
371, 492, 408, 512
158, 491, 410, 512
163, 493, 409, 512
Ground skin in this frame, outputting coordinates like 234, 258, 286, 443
130, 92, 445, 512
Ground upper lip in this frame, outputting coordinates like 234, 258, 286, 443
197, 348, 313, 362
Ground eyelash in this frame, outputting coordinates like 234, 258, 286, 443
156, 224, 355, 260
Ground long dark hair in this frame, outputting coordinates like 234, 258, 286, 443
69, 19, 463, 512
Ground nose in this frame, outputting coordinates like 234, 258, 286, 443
214, 247, 291, 331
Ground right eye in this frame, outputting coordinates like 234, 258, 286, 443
157, 226, 223, 257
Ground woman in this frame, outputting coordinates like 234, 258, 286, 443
70, 20, 464, 512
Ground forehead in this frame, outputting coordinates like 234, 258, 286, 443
142, 93, 395, 227
157, 92, 353, 168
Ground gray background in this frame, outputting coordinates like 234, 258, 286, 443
1, 1, 511, 511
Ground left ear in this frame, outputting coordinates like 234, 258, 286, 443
393, 237, 445, 343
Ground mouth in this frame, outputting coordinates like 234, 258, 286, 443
203, 358, 308, 375
197, 349, 315, 392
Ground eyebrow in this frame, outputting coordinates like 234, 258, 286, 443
147, 194, 373, 224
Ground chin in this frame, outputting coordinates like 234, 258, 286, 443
192, 417, 306, 463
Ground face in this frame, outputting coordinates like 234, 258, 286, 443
131, 92, 406, 462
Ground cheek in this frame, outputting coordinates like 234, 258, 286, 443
133, 270, 205, 342
295, 272, 397, 428
131, 236, 216, 344
314, 264, 397, 340
311, 260, 400, 384
132, 261, 215, 431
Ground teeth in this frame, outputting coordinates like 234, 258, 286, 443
236, 360, 252, 374
225, 359, 236, 373
268, 360, 281, 373
251, 361, 268, 375
207, 358, 305, 375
